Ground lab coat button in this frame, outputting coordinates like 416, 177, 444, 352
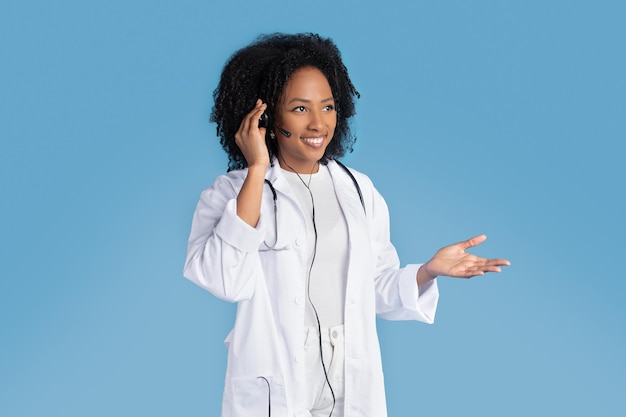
295, 353, 303, 363
295, 238, 302, 247
294, 295, 304, 305
332, 330, 338, 339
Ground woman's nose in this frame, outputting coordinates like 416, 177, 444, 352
307, 111, 324, 130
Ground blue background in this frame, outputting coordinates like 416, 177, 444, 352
1, 0, 624, 416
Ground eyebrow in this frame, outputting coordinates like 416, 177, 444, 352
286, 97, 335, 105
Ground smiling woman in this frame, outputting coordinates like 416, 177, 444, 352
183, 32, 510, 417
273, 67, 337, 173
209, 33, 359, 174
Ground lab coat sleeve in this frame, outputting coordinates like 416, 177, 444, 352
183, 175, 266, 302
368, 185, 439, 323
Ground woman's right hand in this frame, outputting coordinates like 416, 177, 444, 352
234, 100, 270, 227
235, 99, 270, 168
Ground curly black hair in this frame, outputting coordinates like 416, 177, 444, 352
210, 33, 360, 171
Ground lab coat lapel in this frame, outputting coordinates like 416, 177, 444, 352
265, 159, 298, 204
327, 160, 367, 231
264, 159, 310, 235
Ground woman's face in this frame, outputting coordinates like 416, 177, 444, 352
274, 66, 337, 173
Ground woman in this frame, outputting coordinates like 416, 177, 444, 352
184, 33, 510, 417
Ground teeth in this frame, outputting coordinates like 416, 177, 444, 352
301, 137, 324, 144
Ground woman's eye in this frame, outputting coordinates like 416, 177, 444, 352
292, 106, 306, 112
323, 105, 335, 111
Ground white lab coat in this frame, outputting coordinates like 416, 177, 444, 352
184, 159, 439, 417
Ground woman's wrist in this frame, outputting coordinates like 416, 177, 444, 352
416, 262, 437, 288
245, 163, 269, 183
247, 161, 269, 172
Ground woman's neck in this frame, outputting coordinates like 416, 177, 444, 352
278, 157, 320, 175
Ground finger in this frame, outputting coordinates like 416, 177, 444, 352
485, 258, 511, 267
239, 99, 263, 126
460, 234, 487, 250
241, 100, 265, 133
473, 259, 510, 274
471, 257, 510, 269
249, 100, 267, 127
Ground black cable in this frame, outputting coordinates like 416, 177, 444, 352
257, 376, 271, 416
285, 160, 336, 417
306, 187, 337, 417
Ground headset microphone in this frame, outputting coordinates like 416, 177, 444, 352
258, 112, 292, 138
277, 126, 292, 138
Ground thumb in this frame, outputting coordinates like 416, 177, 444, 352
460, 234, 487, 250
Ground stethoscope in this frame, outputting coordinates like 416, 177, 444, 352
258, 159, 365, 416
262, 159, 365, 249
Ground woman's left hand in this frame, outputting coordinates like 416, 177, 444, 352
418, 235, 510, 286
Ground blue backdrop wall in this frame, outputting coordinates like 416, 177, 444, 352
1, 1, 624, 416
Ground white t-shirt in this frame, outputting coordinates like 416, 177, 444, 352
282, 165, 349, 327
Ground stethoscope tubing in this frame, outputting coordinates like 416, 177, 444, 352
262, 160, 364, 250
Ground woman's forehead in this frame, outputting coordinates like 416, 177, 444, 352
281, 67, 333, 101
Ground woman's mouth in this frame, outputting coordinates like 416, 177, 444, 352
300, 136, 325, 147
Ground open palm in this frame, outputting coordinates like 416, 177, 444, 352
425, 235, 510, 279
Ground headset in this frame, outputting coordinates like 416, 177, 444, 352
259, 111, 292, 138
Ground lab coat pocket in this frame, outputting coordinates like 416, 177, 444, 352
346, 369, 387, 415
224, 375, 287, 416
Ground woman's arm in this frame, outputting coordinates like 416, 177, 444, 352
183, 100, 272, 302
183, 176, 266, 302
